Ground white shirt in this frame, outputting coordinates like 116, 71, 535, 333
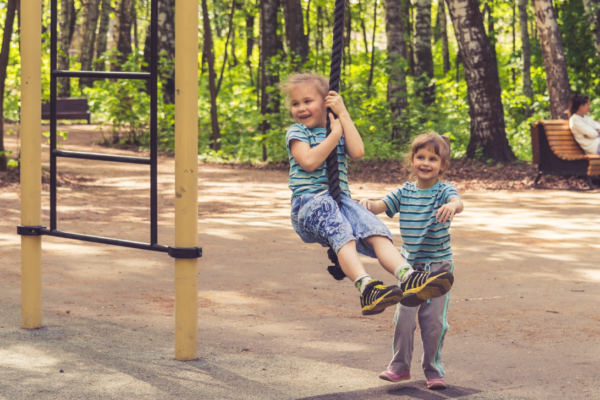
569, 113, 600, 155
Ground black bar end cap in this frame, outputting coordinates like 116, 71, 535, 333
17, 225, 47, 236
168, 246, 203, 259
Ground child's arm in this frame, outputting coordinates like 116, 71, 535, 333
325, 91, 364, 160
359, 199, 389, 215
290, 113, 342, 172
436, 196, 464, 223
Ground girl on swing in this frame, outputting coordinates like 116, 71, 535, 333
280, 71, 454, 315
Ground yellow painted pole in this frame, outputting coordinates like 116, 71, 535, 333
174, 0, 199, 360
20, 0, 43, 329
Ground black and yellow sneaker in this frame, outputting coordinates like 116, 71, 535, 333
399, 271, 454, 307
360, 280, 404, 316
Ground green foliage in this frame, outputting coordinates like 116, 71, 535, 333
3, 0, 600, 166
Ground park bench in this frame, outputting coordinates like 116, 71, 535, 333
41, 97, 91, 124
531, 120, 600, 190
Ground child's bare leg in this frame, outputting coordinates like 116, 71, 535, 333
364, 236, 408, 276
336, 240, 368, 282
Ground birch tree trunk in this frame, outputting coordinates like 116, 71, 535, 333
113, 0, 134, 67
532, 0, 570, 119
518, 0, 533, 106
260, 0, 279, 161
94, 0, 111, 70
413, 0, 434, 105
0, 0, 17, 172
446, 0, 515, 162
385, 0, 408, 142
281, 0, 308, 65
582, 0, 600, 60
58, 0, 74, 97
438, 0, 450, 74
79, 0, 102, 87
202, 0, 221, 150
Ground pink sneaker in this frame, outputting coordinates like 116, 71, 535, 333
427, 377, 447, 390
378, 369, 411, 383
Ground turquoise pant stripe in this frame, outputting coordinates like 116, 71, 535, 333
432, 261, 454, 377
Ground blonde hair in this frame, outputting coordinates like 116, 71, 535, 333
279, 71, 329, 110
405, 133, 451, 180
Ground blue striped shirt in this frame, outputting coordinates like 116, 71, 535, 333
286, 123, 351, 200
382, 181, 459, 265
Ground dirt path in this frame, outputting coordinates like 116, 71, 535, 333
1, 125, 599, 399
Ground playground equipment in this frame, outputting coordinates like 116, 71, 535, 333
18, 0, 201, 360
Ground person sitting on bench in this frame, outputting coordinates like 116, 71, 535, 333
568, 94, 600, 156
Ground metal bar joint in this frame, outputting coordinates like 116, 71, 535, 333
168, 246, 203, 259
17, 225, 46, 236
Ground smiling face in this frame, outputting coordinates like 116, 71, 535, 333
411, 146, 443, 188
289, 83, 327, 129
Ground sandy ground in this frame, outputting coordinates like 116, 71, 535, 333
1, 125, 599, 399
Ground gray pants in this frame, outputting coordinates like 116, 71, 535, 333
388, 260, 453, 380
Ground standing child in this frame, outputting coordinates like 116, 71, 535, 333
360, 133, 463, 390
281, 72, 454, 316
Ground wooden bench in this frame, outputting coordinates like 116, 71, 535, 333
531, 120, 600, 189
41, 98, 91, 124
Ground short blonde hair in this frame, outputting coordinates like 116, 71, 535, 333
405, 133, 451, 180
279, 71, 329, 110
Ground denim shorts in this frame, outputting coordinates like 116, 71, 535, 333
290, 192, 393, 258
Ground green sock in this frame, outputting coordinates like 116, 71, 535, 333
394, 265, 413, 283
354, 274, 371, 294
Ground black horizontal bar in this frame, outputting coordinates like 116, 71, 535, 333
40, 228, 169, 253
52, 70, 151, 80
52, 150, 151, 165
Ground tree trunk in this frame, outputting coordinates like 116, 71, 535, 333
95, 0, 111, 70
582, 0, 600, 61
518, 0, 533, 106
158, 0, 175, 104
413, 0, 434, 105
401, 0, 414, 75
260, 0, 279, 161
202, 0, 221, 150
217, 0, 236, 95
358, 0, 368, 53
58, 0, 73, 97
246, 10, 255, 85
446, 0, 515, 162
532, 0, 570, 119
438, 0, 450, 74
483, 1, 497, 59
80, 0, 102, 87
0, 0, 17, 172
281, 0, 308, 65
367, 0, 378, 90
113, 0, 134, 68
511, 0, 516, 84
385, 0, 408, 142
344, 0, 351, 70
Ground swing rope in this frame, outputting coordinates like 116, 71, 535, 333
325, 0, 347, 281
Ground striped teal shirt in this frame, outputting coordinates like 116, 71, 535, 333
286, 123, 350, 200
382, 181, 459, 265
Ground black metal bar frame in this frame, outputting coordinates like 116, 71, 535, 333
53, 150, 151, 165
34, 0, 201, 259
53, 70, 151, 80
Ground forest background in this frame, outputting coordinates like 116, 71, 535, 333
0, 0, 599, 172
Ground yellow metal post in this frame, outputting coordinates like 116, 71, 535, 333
174, 0, 199, 360
20, 0, 43, 329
